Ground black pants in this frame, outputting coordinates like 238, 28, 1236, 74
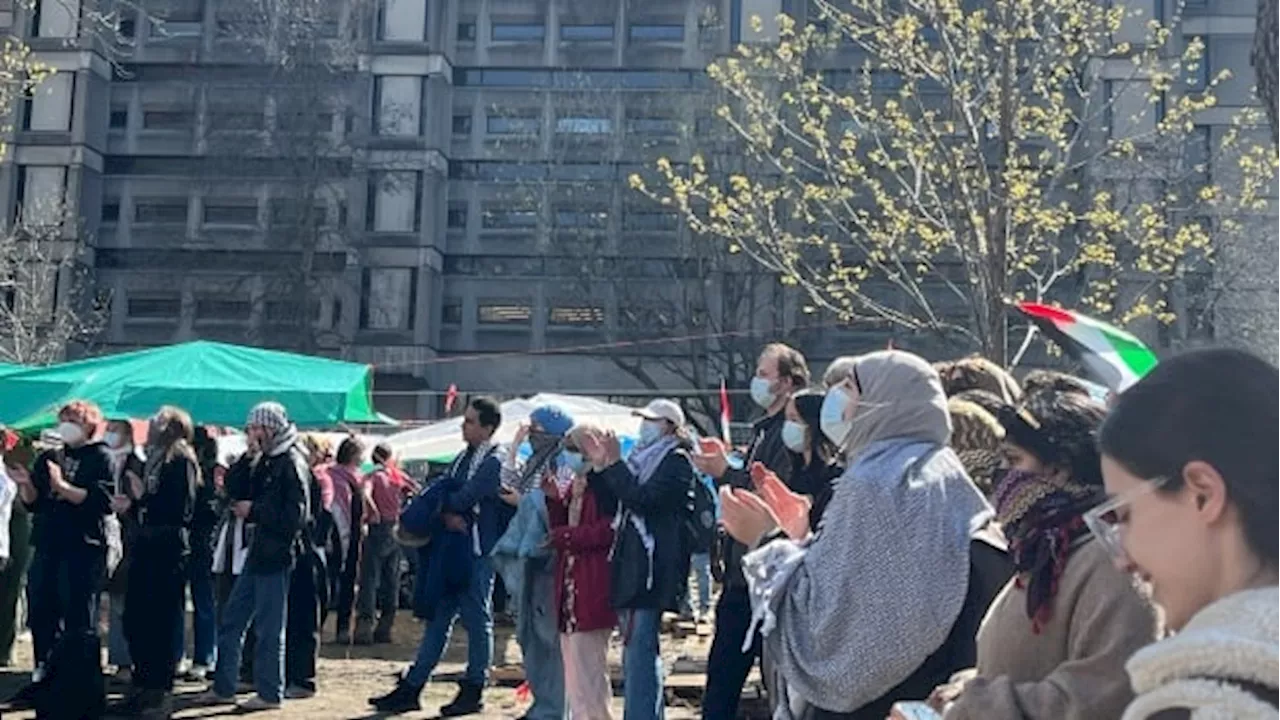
330, 540, 358, 634
27, 542, 104, 668
0, 504, 33, 664
285, 552, 321, 690
703, 585, 761, 720
125, 549, 186, 691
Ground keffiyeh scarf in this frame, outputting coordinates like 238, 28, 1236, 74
993, 468, 1106, 633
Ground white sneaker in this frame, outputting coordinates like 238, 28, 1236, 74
31, 663, 45, 683
185, 664, 208, 682
239, 695, 283, 711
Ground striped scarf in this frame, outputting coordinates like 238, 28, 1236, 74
993, 468, 1106, 633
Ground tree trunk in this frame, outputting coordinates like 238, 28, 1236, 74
1256, 0, 1279, 144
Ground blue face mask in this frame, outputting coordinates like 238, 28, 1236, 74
638, 419, 664, 446
561, 450, 587, 474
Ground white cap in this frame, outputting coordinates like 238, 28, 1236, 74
634, 399, 686, 427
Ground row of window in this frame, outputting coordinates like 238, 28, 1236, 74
453, 68, 711, 90
108, 107, 343, 134
441, 303, 606, 327
103, 198, 347, 227
447, 206, 678, 232
459, 22, 685, 44
452, 114, 684, 137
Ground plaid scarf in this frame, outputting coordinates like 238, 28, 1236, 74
993, 468, 1106, 633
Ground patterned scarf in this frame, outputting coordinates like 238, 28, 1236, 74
993, 468, 1106, 633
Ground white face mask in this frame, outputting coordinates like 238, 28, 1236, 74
781, 421, 807, 453
819, 387, 855, 447
750, 377, 777, 409
638, 419, 664, 446
58, 422, 86, 448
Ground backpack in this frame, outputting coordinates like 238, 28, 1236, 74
682, 474, 718, 554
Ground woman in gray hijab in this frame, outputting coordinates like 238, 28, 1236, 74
720, 350, 1010, 720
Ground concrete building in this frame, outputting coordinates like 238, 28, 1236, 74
0, 0, 1272, 419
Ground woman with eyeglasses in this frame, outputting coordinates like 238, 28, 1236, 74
1091, 348, 1277, 719
901, 390, 1160, 720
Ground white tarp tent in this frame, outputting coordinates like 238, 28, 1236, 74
384, 393, 643, 464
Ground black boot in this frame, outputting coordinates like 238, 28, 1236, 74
439, 682, 484, 717
368, 680, 422, 713
373, 613, 395, 644
136, 689, 173, 720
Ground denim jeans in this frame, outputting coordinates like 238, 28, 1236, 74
620, 609, 664, 720
108, 592, 131, 668
679, 553, 713, 616
213, 570, 290, 703
356, 523, 400, 623
404, 558, 494, 688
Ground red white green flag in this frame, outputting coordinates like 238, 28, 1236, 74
1016, 302, 1159, 391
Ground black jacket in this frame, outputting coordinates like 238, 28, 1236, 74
595, 449, 694, 612
132, 450, 198, 569
718, 411, 795, 589
244, 446, 310, 574
26, 443, 114, 553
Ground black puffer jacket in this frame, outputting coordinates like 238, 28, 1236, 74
595, 448, 694, 612
244, 445, 310, 574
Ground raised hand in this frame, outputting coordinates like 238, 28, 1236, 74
578, 428, 609, 468
718, 486, 778, 547
692, 437, 730, 479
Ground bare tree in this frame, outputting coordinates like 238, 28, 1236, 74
0, 201, 106, 365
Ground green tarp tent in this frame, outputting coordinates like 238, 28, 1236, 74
0, 340, 388, 430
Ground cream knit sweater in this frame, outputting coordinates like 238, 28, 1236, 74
1123, 585, 1278, 720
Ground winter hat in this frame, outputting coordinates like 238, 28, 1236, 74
247, 401, 290, 433
530, 404, 575, 438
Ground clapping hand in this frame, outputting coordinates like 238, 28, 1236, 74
110, 494, 132, 514
47, 461, 72, 499
718, 486, 778, 547
752, 463, 812, 541
578, 428, 621, 469
691, 437, 730, 479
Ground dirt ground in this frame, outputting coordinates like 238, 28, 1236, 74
0, 610, 757, 719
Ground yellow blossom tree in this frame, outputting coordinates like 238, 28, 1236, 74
632, 0, 1277, 364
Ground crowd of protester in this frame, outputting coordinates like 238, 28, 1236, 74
0, 341, 1273, 720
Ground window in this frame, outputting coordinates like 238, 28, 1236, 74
143, 110, 194, 131
486, 115, 540, 135
196, 298, 251, 322
202, 203, 257, 226
482, 207, 538, 229
374, 76, 423, 136
127, 294, 180, 320
446, 204, 467, 228
629, 24, 684, 42
561, 24, 614, 41
119, 17, 136, 38
377, 0, 426, 42
109, 109, 128, 128
549, 306, 604, 326
492, 23, 545, 41
442, 302, 463, 324
208, 111, 263, 131
17, 166, 66, 226
1107, 80, 1161, 140
367, 171, 422, 232
452, 114, 472, 135
627, 116, 679, 136
34, 0, 77, 37
101, 202, 120, 222
478, 303, 532, 324
554, 208, 608, 228
134, 199, 188, 224
555, 116, 612, 134
624, 210, 678, 231
270, 199, 326, 226
457, 22, 477, 42
25, 73, 74, 132
454, 68, 552, 87
360, 267, 417, 330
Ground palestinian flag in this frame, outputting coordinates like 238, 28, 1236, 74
719, 378, 733, 445
1016, 302, 1159, 391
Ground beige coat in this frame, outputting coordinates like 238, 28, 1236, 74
945, 538, 1161, 720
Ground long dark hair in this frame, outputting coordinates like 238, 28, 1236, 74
792, 389, 837, 469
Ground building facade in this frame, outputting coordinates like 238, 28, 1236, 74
0, 0, 1272, 419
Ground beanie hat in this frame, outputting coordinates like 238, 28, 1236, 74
247, 401, 289, 433
530, 404, 575, 438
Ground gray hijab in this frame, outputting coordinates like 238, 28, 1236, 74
743, 350, 992, 718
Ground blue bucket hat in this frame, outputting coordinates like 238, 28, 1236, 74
529, 404, 574, 438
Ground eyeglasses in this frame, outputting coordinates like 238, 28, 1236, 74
1083, 475, 1172, 559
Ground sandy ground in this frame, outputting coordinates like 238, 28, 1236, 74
0, 610, 757, 719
